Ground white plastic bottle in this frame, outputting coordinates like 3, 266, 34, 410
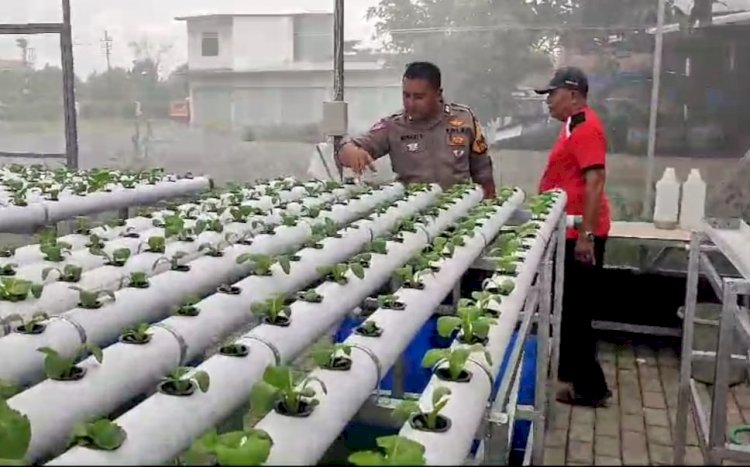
679, 168, 707, 230
653, 167, 681, 230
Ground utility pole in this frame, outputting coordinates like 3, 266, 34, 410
333, 0, 345, 181
16, 38, 29, 67
101, 30, 113, 71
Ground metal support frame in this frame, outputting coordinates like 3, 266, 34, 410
0, 0, 78, 168
674, 225, 750, 464
352, 208, 566, 465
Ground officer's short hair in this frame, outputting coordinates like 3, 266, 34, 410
404, 62, 442, 90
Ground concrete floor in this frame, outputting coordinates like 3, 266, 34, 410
543, 339, 750, 466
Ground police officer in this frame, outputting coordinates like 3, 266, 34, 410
336, 62, 497, 199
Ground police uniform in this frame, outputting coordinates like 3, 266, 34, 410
340, 103, 494, 189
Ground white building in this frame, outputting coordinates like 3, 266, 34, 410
176, 11, 402, 134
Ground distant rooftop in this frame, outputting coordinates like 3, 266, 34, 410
176, 11, 332, 21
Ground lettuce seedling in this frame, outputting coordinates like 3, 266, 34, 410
159, 367, 210, 396
40, 241, 72, 262
199, 241, 229, 258
3, 312, 49, 335
250, 365, 327, 417
317, 263, 361, 285
153, 251, 190, 272
251, 295, 291, 326
186, 428, 273, 466
311, 342, 352, 371
0, 380, 20, 400
0, 278, 43, 302
366, 238, 388, 255
0, 399, 31, 464
355, 320, 383, 338
377, 294, 405, 310
144, 236, 166, 254
70, 286, 116, 309
236, 254, 281, 276
120, 323, 152, 344
37, 343, 103, 381
69, 419, 126, 451
348, 435, 426, 466
422, 345, 492, 383
393, 265, 427, 290
0, 263, 16, 277
86, 234, 105, 250
296, 289, 323, 303
437, 305, 497, 345
125, 272, 149, 289
92, 248, 131, 267
393, 386, 452, 432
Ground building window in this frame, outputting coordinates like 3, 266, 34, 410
201, 32, 219, 57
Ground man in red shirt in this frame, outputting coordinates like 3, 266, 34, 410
535, 67, 611, 407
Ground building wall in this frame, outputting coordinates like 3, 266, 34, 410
187, 17, 234, 70
189, 69, 402, 133
232, 16, 295, 70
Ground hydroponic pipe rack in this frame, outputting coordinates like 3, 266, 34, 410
0, 182, 569, 466
673, 219, 750, 465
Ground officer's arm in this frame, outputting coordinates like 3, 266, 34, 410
469, 116, 497, 199
338, 119, 391, 163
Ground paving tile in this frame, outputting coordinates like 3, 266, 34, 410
733, 385, 750, 409
567, 440, 594, 464
569, 420, 594, 442
649, 442, 674, 465
642, 391, 667, 409
684, 446, 705, 465
543, 447, 565, 465
545, 428, 568, 448
621, 414, 645, 433
550, 401, 571, 429
595, 408, 620, 437
644, 407, 670, 427
620, 396, 643, 415
595, 435, 620, 458
657, 347, 679, 368
595, 456, 622, 465
571, 406, 595, 426
646, 424, 672, 446
621, 431, 649, 464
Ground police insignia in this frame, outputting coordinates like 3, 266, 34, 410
450, 134, 467, 146
453, 149, 465, 159
448, 117, 464, 127
406, 142, 420, 152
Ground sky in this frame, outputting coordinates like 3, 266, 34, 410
0, 0, 378, 78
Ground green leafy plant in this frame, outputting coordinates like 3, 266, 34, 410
317, 263, 361, 285
86, 234, 105, 250
393, 386, 452, 432
236, 254, 284, 276
185, 428, 273, 466
280, 213, 299, 227
120, 323, 152, 344
251, 295, 291, 326
301, 204, 322, 219
0, 278, 43, 302
120, 226, 140, 239
393, 265, 427, 290
153, 251, 190, 272
348, 435, 426, 466
366, 238, 388, 255
437, 305, 497, 345
495, 256, 518, 276
0, 399, 31, 464
422, 345, 492, 382
40, 241, 72, 262
69, 419, 126, 451
42, 264, 82, 284
355, 320, 383, 338
197, 218, 224, 234
159, 367, 210, 396
0, 263, 16, 277
377, 294, 405, 310
228, 205, 262, 224
250, 365, 327, 418
70, 286, 116, 309
296, 289, 323, 303
145, 236, 166, 254
199, 241, 229, 258
219, 341, 250, 358
311, 342, 352, 371
92, 247, 132, 267
0, 380, 20, 400
37, 343, 103, 381
0, 247, 14, 258
125, 272, 149, 289
350, 253, 372, 269
174, 296, 201, 317
3, 312, 49, 335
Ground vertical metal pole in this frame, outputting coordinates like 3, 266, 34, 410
642, 0, 666, 219
673, 231, 701, 464
707, 281, 736, 464
332, 0, 345, 181
532, 252, 553, 465
550, 213, 567, 392
60, 0, 79, 170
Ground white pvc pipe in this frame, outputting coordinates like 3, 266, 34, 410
14, 186, 436, 464
255, 190, 526, 465
0, 184, 403, 388
47, 186, 482, 466
396, 191, 567, 465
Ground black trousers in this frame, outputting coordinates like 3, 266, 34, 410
557, 237, 610, 400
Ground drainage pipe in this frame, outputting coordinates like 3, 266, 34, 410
254, 190, 526, 465
0, 184, 403, 387
15, 186, 436, 463
396, 191, 567, 465
46, 186, 482, 466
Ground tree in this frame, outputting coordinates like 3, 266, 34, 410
366, 0, 573, 120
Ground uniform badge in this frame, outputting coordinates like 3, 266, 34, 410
406, 142, 420, 152
450, 134, 467, 146
448, 117, 464, 127
453, 149, 465, 159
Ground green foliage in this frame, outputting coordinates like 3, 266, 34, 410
186, 429, 273, 466
437, 305, 497, 344
2, 312, 48, 334
70, 419, 126, 451
422, 345, 492, 381
37, 343, 103, 380
250, 295, 290, 324
311, 342, 352, 369
348, 435, 426, 466
120, 323, 152, 344
70, 286, 116, 309
0, 399, 31, 464
161, 367, 210, 395
250, 365, 327, 417
0, 279, 43, 302
393, 386, 452, 430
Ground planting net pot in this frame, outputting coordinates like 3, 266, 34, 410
57, 366, 87, 382
435, 367, 472, 383
159, 380, 197, 397
355, 326, 383, 338
274, 399, 314, 418
173, 265, 191, 272
263, 316, 291, 327
15, 323, 46, 335
678, 304, 748, 386
119, 334, 152, 345
324, 357, 353, 372
409, 413, 452, 433
219, 344, 250, 357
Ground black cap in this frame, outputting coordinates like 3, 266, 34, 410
534, 67, 589, 96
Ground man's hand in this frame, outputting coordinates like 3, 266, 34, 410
575, 235, 596, 265
338, 143, 377, 175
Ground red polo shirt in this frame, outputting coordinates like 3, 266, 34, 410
538, 106, 611, 239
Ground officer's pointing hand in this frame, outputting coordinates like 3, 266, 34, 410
339, 143, 377, 175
